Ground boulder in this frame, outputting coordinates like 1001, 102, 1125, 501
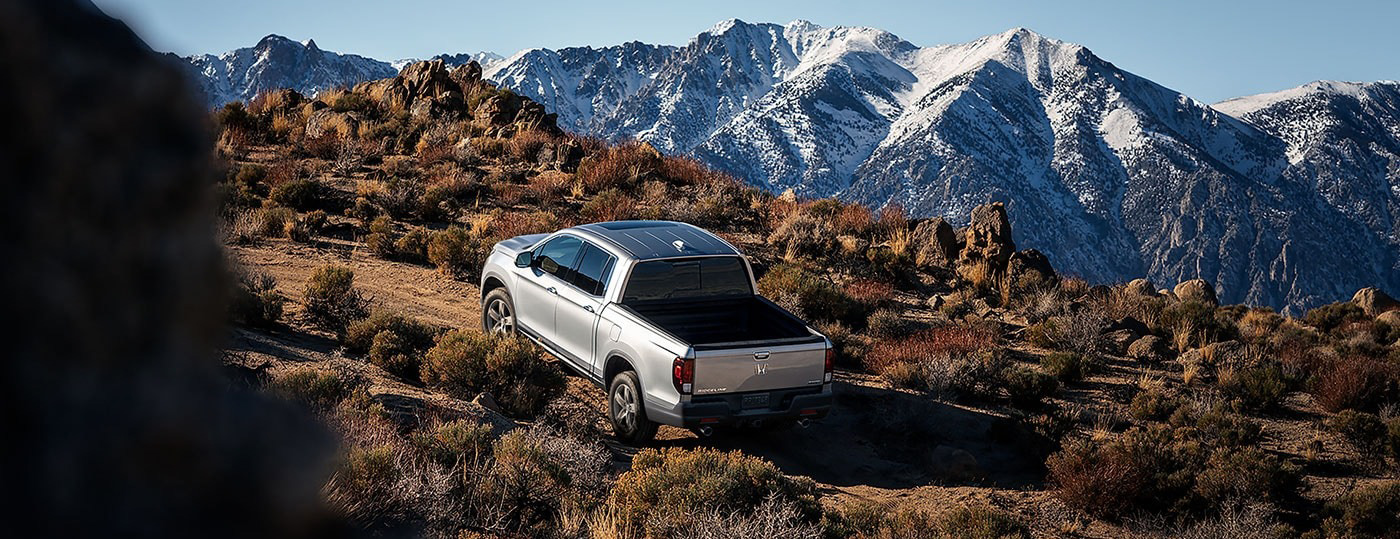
930, 445, 982, 482
1103, 329, 1139, 356
1351, 287, 1400, 317
1174, 279, 1219, 306
1124, 278, 1157, 297
911, 217, 957, 269
1007, 249, 1056, 287
1378, 310, 1400, 328
926, 294, 946, 310
304, 108, 358, 139
958, 202, 1015, 270
1127, 335, 1170, 362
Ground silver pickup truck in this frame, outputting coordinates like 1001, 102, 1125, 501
479, 221, 833, 443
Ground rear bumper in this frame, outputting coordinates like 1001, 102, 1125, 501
680, 386, 832, 427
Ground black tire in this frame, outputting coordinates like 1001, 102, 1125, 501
609, 371, 658, 445
482, 288, 516, 335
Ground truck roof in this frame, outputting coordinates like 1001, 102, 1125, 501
572, 221, 739, 261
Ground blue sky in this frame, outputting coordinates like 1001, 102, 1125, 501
92, 0, 1398, 103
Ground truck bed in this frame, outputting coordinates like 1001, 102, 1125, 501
622, 296, 818, 347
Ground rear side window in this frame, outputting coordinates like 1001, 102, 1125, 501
572, 243, 616, 296
534, 235, 582, 280
623, 256, 752, 303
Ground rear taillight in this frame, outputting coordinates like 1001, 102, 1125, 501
672, 357, 694, 394
824, 348, 834, 383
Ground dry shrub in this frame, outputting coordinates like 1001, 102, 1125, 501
672, 179, 753, 228
230, 270, 283, 328
269, 178, 324, 211
865, 326, 1003, 396
1041, 352, 1092, 382
1303, 301, 1367, 334
525, 170, 572, 207
422, 330, 565, 417
365, 216, 398, 258
257, 206, 296, 238
958, 259, 1001, 295
344, 311, 440, 382
580, 188, 638, 222
415, 123, 460, 165
427, 226, 485, 279
1322, 481, 1400, 537
756, 264, 866, 324
1002, 365, 1060, 408
469, 426, 610, 537
658, 155, 737, 187
1310, 356, 1398, 412
1048, 424, 1296, 521
844, 279, 895, 309
506, 129, 557, 162
603, 447, 821, 538
769, 210, 836, 260
575, 142, 661, 193
834, 204, 874, 237
662, 495, 822, 539
1170, 502, 1292, 539
223, 208, 264, 244
394, 228, 430, 264
303, 264, 369, 333
267, 367, 347, 410
866, 308, 910, 339
476, 210, 559, 245
1327, 410, 1392, 464
469, 136, 506, 159
322, 404, 457, 530
1238, 308, 1284, 342
1215, 363, 1289, 413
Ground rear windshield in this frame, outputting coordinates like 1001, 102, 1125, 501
622, 256, 752, 303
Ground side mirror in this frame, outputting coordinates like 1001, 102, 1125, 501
515, 251, 532, 268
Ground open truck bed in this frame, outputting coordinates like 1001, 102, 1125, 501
621, 296, 822, 348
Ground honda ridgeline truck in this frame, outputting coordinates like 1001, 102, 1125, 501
479, 221, 833, 443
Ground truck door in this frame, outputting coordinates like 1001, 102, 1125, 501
514, 235, 581, 345
554, 242, 615, 377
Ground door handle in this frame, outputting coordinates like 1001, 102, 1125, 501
546, 287, 557, 295
584, 305, 594, 313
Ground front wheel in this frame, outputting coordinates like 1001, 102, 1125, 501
609, 371, 658, 445
482, 288, 516, 335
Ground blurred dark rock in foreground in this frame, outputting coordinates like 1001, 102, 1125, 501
0, 1, 338, 536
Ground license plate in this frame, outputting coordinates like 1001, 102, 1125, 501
741, 394, 770, 409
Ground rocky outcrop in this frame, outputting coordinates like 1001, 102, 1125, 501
1351, 287, 1399, 317
911, 217, 957, 269
1125, 278, 1157, 297
958, 202, 1015, 270
1174, 279, 1219, 306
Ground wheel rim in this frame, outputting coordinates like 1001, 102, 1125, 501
613, 383, 637, 434
485, 298, 514, 334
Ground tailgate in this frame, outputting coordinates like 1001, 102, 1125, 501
691, 340, 827, 395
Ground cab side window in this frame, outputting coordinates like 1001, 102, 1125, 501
534, 235, 582, 279
572, 243, 616, 296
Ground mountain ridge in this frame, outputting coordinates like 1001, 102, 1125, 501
177, 24, 1400, 312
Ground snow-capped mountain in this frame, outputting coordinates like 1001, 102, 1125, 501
182, 35, 499, 107
484, 20, 1398, 311
175, 23, 1399, 311
486, 42, 676, 133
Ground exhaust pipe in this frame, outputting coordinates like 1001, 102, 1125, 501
697, 426, 714, 437
797, 418, 812, 429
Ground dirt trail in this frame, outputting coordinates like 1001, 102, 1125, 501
231, 239, 481, 330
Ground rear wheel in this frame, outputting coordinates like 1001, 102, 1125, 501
609, 371, 658, 445
482, 288, 515, 335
